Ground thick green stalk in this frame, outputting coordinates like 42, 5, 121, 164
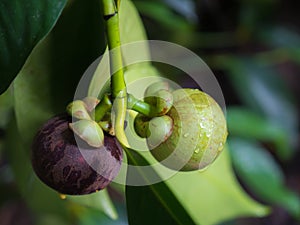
102, 0, 128, 147
93, 94, 112, 121
127, 93, 154, 117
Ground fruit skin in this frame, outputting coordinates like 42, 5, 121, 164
31, 114, 122, 195
149, 89, 227, 171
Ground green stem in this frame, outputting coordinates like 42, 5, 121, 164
102, 0, 125, 98
102, 0, 128, 146
93, 94, 112, 121
127, 93, 154, 117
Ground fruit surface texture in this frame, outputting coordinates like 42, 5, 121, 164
149, 89, 227, 171
31, 114, 123, 195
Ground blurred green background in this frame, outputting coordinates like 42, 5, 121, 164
0, 0, 299, 225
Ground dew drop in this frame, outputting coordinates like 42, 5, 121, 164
183, 133, 189, 138
194, 148, 200, 154
59, 194, 67, 200
218, 143, 224, 151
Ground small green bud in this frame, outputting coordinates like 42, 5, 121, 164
144, 82, 173, 116
83, 97, 100, 112
145, 89, 173, 116
144, 81, 171, 97
66, 100, 91, 120
98, 121, 111, 132
134, 114, 150, 138
69, 119, 104, 148
147, 115, 173, 149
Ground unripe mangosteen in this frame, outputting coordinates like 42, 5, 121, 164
31, 114, 123, 195
149, 89, 227, 171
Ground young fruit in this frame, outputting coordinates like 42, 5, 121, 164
148, 88, 227, 171
31, 114, 123, 195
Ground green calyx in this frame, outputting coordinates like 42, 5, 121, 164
144, 81, 173, 116
147, 115, 173, 149
66, 100, 91, 120
66, 95, 112, 148
69, 119, 104, 148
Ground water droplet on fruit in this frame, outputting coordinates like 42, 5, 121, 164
59, 194, 67, 200
218, 143, 223, 151
183, 133, 189, 138
194, 148, 200, 154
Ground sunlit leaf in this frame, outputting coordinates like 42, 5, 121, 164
164, 149, 269, 225
126, 148, 269, 225
0, 0, 67, 94
13, 39, 54, 144
228, 138, 300, 219
78, 203, 128, 225
126, 149, 197, 225
68, 190, 118, 220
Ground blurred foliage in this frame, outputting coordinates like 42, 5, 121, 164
1, 0, 300, 225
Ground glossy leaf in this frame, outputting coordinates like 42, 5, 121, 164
78, 203, 128, 225
68, 190, 118, 220
126, 148, 269, 225
224, 57, 298, 160
13, 39, 54, 144
126, 149, 197, 225
164, 149, 269, 225
227, 107, 289, 157
0, 0, 67, 94
228, 138, 300, 219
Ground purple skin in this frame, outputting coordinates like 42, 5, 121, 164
31, 114, 123, 195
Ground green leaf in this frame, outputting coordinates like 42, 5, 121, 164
119, 0, 148, 45
224, 57, 298, 160
126, 148, 269, 225
227, 107, 289, 158
125, 149, 197, 225
13, 39, 54, 144
78, 203, 128, 225
0, 0, 67, 94
164, 148, 269, 225
0, 88, 13, 128
228, 138, 300, 219
68, 190, 118, 220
